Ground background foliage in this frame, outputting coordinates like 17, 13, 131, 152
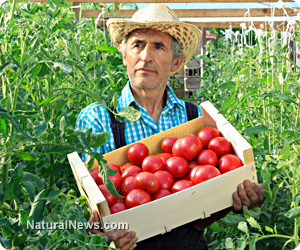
195, 24, 300, 249
0, 0, 299, 249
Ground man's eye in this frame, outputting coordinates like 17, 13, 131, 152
134, 44, 143, 48
155, 45, 162, 49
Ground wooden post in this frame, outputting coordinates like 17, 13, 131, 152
200, 27, 207, 77
72, 2, 80, 21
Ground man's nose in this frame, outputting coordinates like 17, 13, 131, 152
140, 44, 153, 62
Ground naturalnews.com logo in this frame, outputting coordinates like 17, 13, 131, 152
27, 220, 129, 231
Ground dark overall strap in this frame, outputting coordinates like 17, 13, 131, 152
108, 109, 127, 149
184, 101, 199, 121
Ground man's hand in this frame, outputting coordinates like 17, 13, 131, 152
232, 179, 265, 213
88, 210, 138, 250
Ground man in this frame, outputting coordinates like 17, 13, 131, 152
76, 4, 264, 250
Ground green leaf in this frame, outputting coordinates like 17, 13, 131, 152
98, 43, 119, 54
238, 221, 249, 235
87, 157, 95, 172
219, 89, 237, 114
7, 165, 23, 199
218, 82, 236, 90
222, 214, 247, 225
225, 238, 235, 248
285, 207, 300, 219
0, 185, 4, 203
37, 62, 51, 77
74, 129, 91, 151
59, 116, 68, 137
280, 141, 290, 160
247, 217, 261, 231
28, 188, 51, 222
243, 207, 262, 218
242, 125, 268, 135
12, 232, 28, 246
249, 234, 258, 250
23, 181, 35, 201
209, 221, 225, 232
34, 120, 47, 138
88, 132, 109, 148
0, 119, 7, 137
96, 155, 122, 198
263, 181, 272, 202
0, 62, 11, 72
265, 226, 274, 233
23, 172, 44, 192
52, 62, 74, 78
117, 107, 141, 122
31, 5, 40, 14
14, 151, 39, 161
0, 108, 32, 139
263, 135, 269, 151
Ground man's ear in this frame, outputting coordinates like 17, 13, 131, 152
171, 53, 184, 73
122, 54, 128, 67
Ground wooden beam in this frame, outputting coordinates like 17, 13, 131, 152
67, 0, 293, 3
94, 19, 295, 31
185, 20, 296, 30
82, 8, 300, 18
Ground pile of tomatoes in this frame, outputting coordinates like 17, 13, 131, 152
90, 127, 243, 215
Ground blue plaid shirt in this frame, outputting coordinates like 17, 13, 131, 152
76, 82, 202, 161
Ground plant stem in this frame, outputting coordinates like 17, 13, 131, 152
257, 234, 293, 241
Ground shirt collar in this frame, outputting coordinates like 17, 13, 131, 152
119, 81, 185, 110
119, 82, 136, 109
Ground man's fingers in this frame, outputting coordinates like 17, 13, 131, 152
87, 210, 103, 235
118, 232, 138, 250
253, 183, 265, 207
107, 229, 128, 242
232, 190, 243, 213
243, 180, 260, 209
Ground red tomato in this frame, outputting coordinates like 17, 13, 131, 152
90, 171, 98, 183
90, 168, 103, 185
120, 176, 135, 196
98, 184, 118, 206
154, 170, 174, 191
116, 197, 125, 204
165, 156, 189, 179
107, 164, 122, 189
142, 155, 164, 173
197, 127, 221, 149
172, 134, 203, 161
188, 160, 198, 172
110, 203, 127, 214
161, 137, 178, 153
171, 180, 194, 193
134, 172, 160, 193
155, 153, 173, 168
189, 165, 221, 185
121, 165, 142, 180
119, 162, 134, 172
127, 143, 149, 165
125, 189, 151, 208
108, 163, 122, 175
91, 165, 121, 189
208, 137, 232, 157
152, 189, 172, 200
197, 149, 218, 167
218, 154, 243, 174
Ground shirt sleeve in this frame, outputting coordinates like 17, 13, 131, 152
75, 104, 106, 162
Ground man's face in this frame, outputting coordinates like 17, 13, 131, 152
122, 29, 183, 90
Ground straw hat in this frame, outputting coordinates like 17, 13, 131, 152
107, 4, 202, 70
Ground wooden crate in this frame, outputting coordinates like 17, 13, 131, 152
67, 100, 257, 242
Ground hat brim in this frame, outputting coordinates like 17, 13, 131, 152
107, 19, 202, 71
